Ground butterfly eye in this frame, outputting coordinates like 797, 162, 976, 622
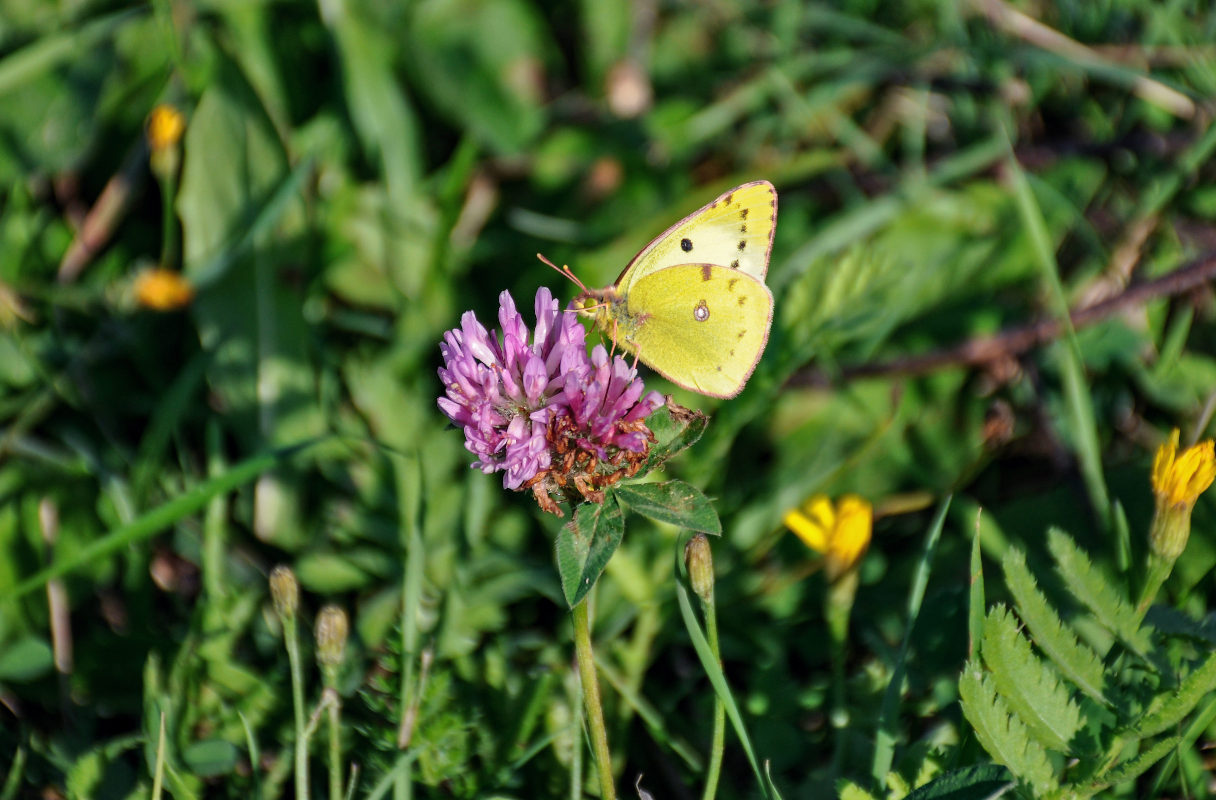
680, 238, 693, 252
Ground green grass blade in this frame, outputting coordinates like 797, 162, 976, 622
969, 512, 985, 660
870, 496, 951, 788
0, 8, 141, 95
958, 661, 1058, 796
981, 605, 1082, 752
674, 575, 771, 799
4, 439, 318, 600
1003, 131, 1110, 525
1002, 548, 1107, 704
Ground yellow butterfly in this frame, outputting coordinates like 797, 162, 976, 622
573, 180, 776, 398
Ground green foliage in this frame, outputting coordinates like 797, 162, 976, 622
3, 0, 1216, 798
961, 529, 1216, 798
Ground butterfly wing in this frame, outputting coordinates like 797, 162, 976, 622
615, 181, 777, 295
616, 264, 774, 399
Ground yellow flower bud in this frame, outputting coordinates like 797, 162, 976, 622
134, 268, 194, 311
784, 493, 872, 581
1149, 428, 1215, 561
146, 105, 185, 152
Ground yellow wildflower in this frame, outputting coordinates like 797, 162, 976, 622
146, 105, 185, 152
134, 268, 194, 311
1149, 428, 1215, 560
784, 494, 872, 580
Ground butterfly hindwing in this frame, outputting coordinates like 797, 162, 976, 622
615, 181, 777, 295
621, 264, 773, 399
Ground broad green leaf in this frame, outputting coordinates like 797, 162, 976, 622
178, 59, 324, 546
555, 494, 624, 608
295, 552, 373, 593
0, 636, 52, 682
902, 765, 1015, 800
958, 661, 1058, 796
182, 739, 239, 777
981, 605, 1082, 753
1047, 528, 1149, 656
1003, 547, 1107, 704
615, 480, 720, 535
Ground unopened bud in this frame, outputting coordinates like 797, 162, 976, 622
684, 534, 715, 604
269, 565, 299, 621
315, 604, 349, 677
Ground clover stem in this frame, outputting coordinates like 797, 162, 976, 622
573, 597, 616, 799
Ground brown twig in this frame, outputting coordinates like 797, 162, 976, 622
790, 251, 1216, 385
57, 140, 148, 284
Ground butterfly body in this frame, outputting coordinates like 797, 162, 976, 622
576, 180, 777, 398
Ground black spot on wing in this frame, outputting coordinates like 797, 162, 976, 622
700, 264, 712, 281
738, 295, 747, 306
730, 259, 739, 269
737, 240, 746, 252
740, 223, 747, 233
728, 278, 738, 290
740, 208, 749, 220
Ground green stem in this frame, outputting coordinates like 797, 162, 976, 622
1134, 552, 1175, 625
572, 598, 616, 800
285, 616, 309, 800
700, 598, 725, 800
327, 695, 341, 800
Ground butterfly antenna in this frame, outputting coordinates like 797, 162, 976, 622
537, 253, 592, 295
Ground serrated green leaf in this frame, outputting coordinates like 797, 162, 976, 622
1047, 528, 1149, 656
615, 480, 721, 535
1003, 547, 1108, 704
981, 605, 1082, 752
1137, 650, 1216, 738
1079, 735, 1179, 795
554, 494, 624, 608
837, 780, 878, 800
902, 765, 1015, 800
641, 404, 708, 473
958, 661, 1058, 796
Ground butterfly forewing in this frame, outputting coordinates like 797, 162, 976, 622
623, 264, 773, 398
615, 181, 777, 295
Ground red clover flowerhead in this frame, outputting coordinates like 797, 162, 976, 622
438, 287, 664, 514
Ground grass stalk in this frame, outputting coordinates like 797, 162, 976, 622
700, 595, 725, 800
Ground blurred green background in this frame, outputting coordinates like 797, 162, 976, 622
1, 0, 1216, 797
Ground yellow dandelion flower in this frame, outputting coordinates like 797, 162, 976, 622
1149, 428, 1215, 561
134, 268, 194, 311
784, 493, 872, 580
146, 105, 185, 152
